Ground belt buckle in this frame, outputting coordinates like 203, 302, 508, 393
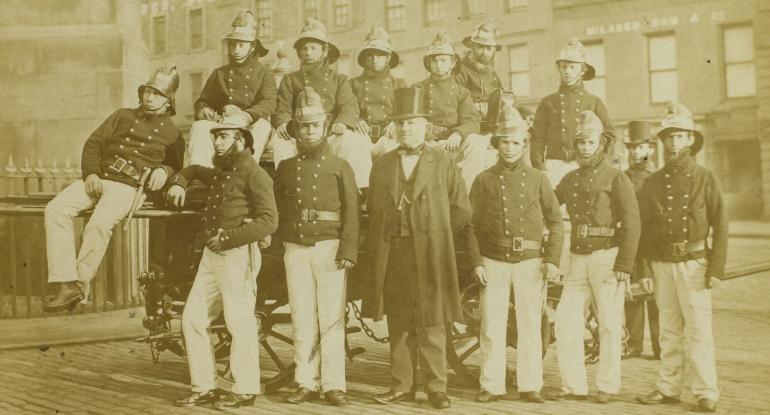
512, 237, 524, 252
111, 158, 127, 172
300, 209, 309, 223
577, 224, 588, 238
672, 242, 686, 256
369, 124, 381, 139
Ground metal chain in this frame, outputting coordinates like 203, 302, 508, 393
348, 301, 389, 343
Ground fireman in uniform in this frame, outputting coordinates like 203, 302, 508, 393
531, 38, 615, 187
168, 113, 277, 409
273, 18, 372, 190
552, 110, 640, 403
413, 31, 486, 191
351, 25, 407, 161
274, 87, 359, 406
622, 120, 660, 360
188, 10, 276, 167
44, 64, 184, 312
467, 104, 563, 404
635, 103, 726, 414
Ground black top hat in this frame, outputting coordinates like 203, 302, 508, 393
625, 120, 657, 145
390, 87, 430, 121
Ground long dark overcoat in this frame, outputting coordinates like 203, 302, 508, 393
361, 145, 472, 327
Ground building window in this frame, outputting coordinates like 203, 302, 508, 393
152, 15, 167, 55
304, 0, 319, 20
386, 0, 406, 31
648, 33, 678, 103
584, 42, 607, 103
724, 25, 755, 98
424, 0, 444, 25
508, 44, 530, 97
255, 0, 272, 38
334, 0, 351, 27
463, 0, 484, 18
189, 71, 204, 104
188, 8, 204, 51
505, 0, 527, 12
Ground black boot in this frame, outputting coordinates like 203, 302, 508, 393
44, 282, 84, 313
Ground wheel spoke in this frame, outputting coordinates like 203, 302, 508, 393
261, 340, 286, 370
269, 330, 294, 345
459, 339, 481, 362
451, 331, 478, 341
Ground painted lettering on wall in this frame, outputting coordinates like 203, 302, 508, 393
586, 10, 726, 36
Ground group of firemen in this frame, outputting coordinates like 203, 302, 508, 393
40, 9, 727, 413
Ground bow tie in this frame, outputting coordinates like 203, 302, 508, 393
398, 145, 423, 156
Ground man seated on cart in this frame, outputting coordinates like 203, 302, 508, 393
44, 64, 185, 313
166, 113, 277, 409
274, 86, 359, 406
466, 103, 563, 404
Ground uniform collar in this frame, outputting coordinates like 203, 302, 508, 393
559, 82, 586, 94
227, 53, 258, 68
363, 67, 391, 80
301, 60, 330, 77
134, 107, 166, 121
494, 156, 525, 173
428, 73, 454, 84
298, 138, 329, 159
663, 153, 695, 175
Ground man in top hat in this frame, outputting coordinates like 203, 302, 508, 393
456, 18, 504, 133
363, 87, 472, 410
552, 110, 640, 403
532, 38, 615, 188
188, 10, 276, 167
351, 25, 407, 161
273, 87, 359, 406
167, 113, 277, 409
273, 18, 371, 191
414, 31, 486, 191
635, 103, 726, 413
44, 64, 185, 313
466, 103, 563, 404
622, 120, 660, 360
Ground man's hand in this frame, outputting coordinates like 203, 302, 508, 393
331, 123, 346, 136
223, 105, 254, 125
542, 262, 559, 281
706, 276, 721, 290
355, 120, 371, 136
195, 107, 218, 122
206, 229, 225, 254
473, 265, 487, 286
166, 184, 186, 208
147, 168, 168, 191
446, 132, 462, 152
640, 277, 654, 294
84, 174, 103, 197
258, 235, 272, 249
615, 271, 630, 282
277, 123, 291, 140
336, 258, 355, 270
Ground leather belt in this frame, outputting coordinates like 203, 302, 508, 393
109, 156, 141, 181
669, 240, 706, 256
299, 209, 340, 223
493, 237, 542, 252
367, 121, 389, 140
576, 224, 615, 238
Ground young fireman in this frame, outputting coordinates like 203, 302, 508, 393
622, 120, 660, 360
531, 38, 615, 187
552, 110, 640, 404
272, 18, 371, 191
350, 25, 407, 161
168, 115, 277, 409
413, 31, 486, 190
467, 104, 563, 404
635, 103, 727, 414
274, 87, 359, 406
188, 9, 276, 167
44, 64, 184, 312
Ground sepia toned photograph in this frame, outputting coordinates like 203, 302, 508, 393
0, 0, 768, 413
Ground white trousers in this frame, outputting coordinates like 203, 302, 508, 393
544, 159, 579, 189
45, 179, 138, 284
428, 133, 491, 191
186, 118, 273, 168
479, 257, 545, 394
284, 240, 348, 392
556, 247, 624, 395
652, 259, 719, 400
273, 130, 372, 188
182, 245, 261, 395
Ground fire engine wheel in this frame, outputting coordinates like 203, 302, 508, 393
165, 316, 233, 361
255, 299, 296, 394
446, 283, 551, 386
